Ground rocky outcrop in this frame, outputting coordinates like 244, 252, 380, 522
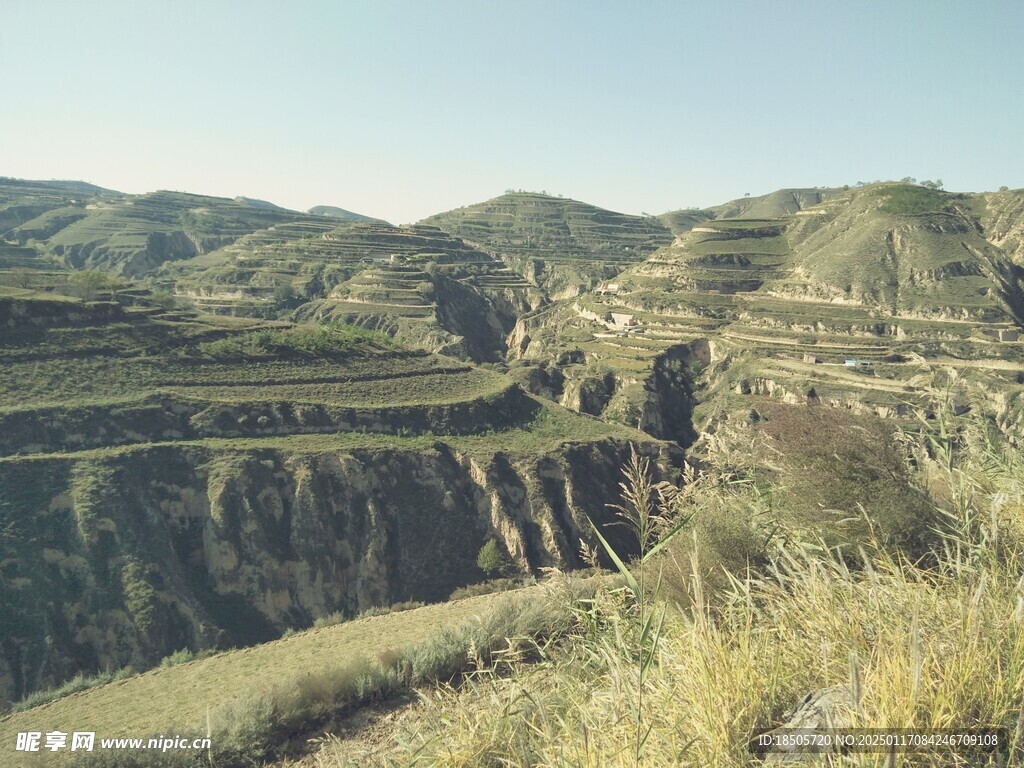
0, 297, 125, 328
0, 436, 678, 705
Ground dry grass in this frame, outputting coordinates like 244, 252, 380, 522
377, 411, 1024, 767
0, 590, 542, 767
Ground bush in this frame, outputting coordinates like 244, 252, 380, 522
449, 576, 522, 600
158, 648, 194, 668
388, 600, 425, 613
312, 611, 346, 629
272, 283, 296, 302
476, 538, 511, 577
12, 667, 134, 713
874, 183, 949, 214
193, 323, 396, 361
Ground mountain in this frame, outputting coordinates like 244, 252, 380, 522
3, 177, 1024, 760
308, 204, 389, 225
0, 177, 116, 233
163, 220, 541, 361
509, 183, 1024, 440
420, 192, 674, 298
1, 182, 383, 277
971, 186, 1024, 265
707, 187, 841, 219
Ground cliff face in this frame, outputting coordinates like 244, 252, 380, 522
0, 437, 678, 705
509, 320, 708, 449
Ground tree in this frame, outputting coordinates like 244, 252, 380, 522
476, 539, 511, 577
9, 269, 32, 290
273, 283, 297, 302
69, 270, 117, 301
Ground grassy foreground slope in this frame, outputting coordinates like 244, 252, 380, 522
0, 585, 565, 766
373, 406, 1024, 767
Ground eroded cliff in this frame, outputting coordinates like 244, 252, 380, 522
0, 436, 677, 705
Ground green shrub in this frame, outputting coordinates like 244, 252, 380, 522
209, 693, 280, 765
874, 183, 950, 214
12, 667, 134, 713
449, 576, 522, 600
388, 600, 425, 613
312, 611, 346, 629
158, 648, 195, 668
476, 538, 511, 577
193, 323, 396, 361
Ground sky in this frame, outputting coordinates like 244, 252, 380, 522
3, 0, 1023, 224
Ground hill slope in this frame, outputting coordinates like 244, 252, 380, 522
421, 192, 673, 298
0, 289, 675, 706
3, 184, 380, 277
509, 184, 1024, 438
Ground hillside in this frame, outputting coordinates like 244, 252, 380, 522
420, 192, 674, 298
163, 220, 541, 360
0, 181, 381, 278
0, 286, 675, 708
2, 178, 1024, 767
972, 186, 1024, 264
707, 187, 841, 219
0, 585, 562, 766
509, 184, 1024, 442
307, 204, 389, 225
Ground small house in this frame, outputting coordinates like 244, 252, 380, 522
610, 312, 635, 328
803, 353, 818, 364
845, 359, 857, 367
597, 283, 620, 296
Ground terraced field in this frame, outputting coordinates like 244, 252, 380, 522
421, 192, 674, 297
510, 184, 1024, 434
159, 219, 541, 361
6, 190, 312, 276
0, 283, 669, 710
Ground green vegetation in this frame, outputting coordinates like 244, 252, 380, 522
157, 649, 195, 669
380, 405, 1024, 766
874, 183, 951, 214
476, 538, 512, 577
9, 668, 134, 714
190, 322, 396, 361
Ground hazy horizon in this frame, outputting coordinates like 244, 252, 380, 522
4, 0, 1022, 224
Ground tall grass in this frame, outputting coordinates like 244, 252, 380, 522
393, 412, 1023, 766
70, 578, 597, 768
10, 667, 134, 713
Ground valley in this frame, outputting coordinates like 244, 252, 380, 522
2, 176, 1024, 766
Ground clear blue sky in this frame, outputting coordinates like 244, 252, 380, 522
3, 0, 1022, 223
